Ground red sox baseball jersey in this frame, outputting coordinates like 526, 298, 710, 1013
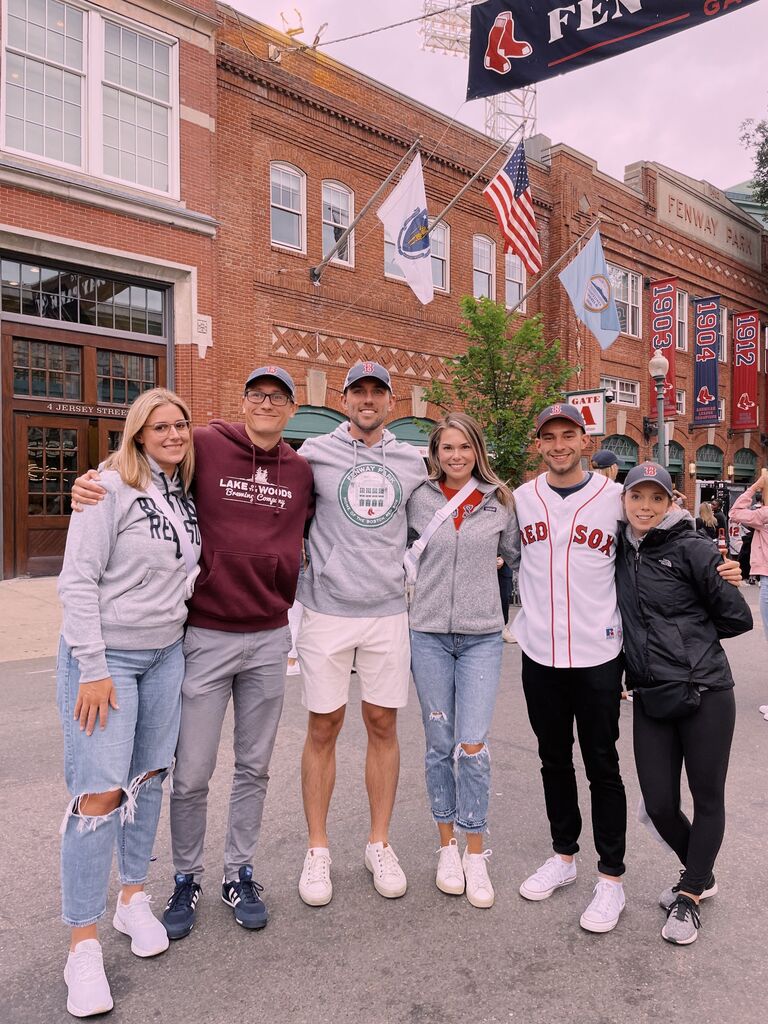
513, 472, 623, 669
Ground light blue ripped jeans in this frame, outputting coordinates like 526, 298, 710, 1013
410, 630, 503, 833
57, 638, 184, 927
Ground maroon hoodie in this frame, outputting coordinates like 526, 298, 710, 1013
186, 421, 314, 632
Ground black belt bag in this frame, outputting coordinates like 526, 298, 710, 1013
633, 681, 701, 720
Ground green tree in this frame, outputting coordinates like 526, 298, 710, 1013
423, 296, 574, 486
740, 117, 768, 206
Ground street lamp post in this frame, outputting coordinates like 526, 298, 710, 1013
648, 351, 670, 470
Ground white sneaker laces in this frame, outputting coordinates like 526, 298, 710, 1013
465, 849, 492, 888
374, 844, 401, 879
71, 944, 105, 983
589, 880, 622, 915
536, 856, 568, 886
306, 852, 331, 884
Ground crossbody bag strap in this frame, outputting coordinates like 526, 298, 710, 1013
404, 477, 480, 583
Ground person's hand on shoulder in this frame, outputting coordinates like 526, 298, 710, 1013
72, 469, 106, 511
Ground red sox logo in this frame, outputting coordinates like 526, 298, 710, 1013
363, 362, 375, 373
484, 12, 533, 75
266, 365, 278, 373
550, 404, 562, 415
737, 392, 756, 411
697, 386, 716, 405
520, 521, 614, 557
644, 465, 658, 477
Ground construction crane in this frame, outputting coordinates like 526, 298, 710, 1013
421, 0, 538, 142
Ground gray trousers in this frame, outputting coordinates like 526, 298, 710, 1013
170, 624, 290, 881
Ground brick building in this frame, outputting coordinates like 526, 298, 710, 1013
0, 0, 218, 576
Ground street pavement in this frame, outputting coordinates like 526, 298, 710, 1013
1, 577, 767, 1024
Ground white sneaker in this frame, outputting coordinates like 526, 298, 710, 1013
462, 849, 495, 908
64, 940, 113, 1018
579, 879, 626, 933
112, 891, 169, 957
519, 854, 577, 901
435, 839, 464, 895
298, 847, 333, 906
759, 704, 768, 719
502, 626, 517, 644
365, 841, 407, 898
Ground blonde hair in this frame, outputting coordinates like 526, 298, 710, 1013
427, 412, 512, 507
104, 387, 195, 492
698, 502, 716, 528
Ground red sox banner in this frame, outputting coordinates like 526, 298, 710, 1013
649, 278, 677, 419
467, 1, 761, 100
693, 296, 721, 426
731, 310, 760, 431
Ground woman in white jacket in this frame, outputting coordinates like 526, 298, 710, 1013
406, 412, 519, 908
57, 388, 200, 1018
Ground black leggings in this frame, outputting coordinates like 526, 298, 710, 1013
633, 687, 735, 896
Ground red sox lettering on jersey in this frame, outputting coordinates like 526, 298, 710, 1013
513, 473, 623, 669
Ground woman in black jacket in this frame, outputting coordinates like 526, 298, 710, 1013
615, 463, 752, 947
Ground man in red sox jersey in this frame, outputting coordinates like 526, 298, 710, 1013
514, 403, 628, 933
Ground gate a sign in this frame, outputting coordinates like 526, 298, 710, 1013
732, 310, 760, 431
565, 389, 606, 436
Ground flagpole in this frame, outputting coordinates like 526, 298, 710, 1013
309, 138, 422, 284
505, 214, 608, 317
427, 124, 525, 237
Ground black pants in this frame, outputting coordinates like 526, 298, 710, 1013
498, 566, 513, 625
521, 653, 626, 876
633, 687, 735, 896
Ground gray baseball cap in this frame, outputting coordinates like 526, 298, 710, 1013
244, 365, 296, 401
343, 361, 392, 392
623, 462, 674, 498
535, 402, 586, 436
591, 450, 619, 469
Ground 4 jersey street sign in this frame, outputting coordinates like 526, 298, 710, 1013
467, 0, 760, 99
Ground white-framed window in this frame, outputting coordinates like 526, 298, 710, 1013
321, 180, 353, 265
430, 220, 449, 292
473, 235, 495, 300
718, 397, 725, 422
2, 0, 179, 197
384, 237, 405, 280
600, 374, 640, 407
718, 305, 728, 363
607, 263, 642, 337
675, 389, 686, 416
505, 252, 526, 311
676, 289, 688, 351
270, 162, 305, 252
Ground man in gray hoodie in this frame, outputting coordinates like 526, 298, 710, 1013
295, 362, 426, 907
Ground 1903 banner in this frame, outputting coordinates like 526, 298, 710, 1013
731, 310, 760, 431
693, 296, 720, 426
649, 278, 677, 419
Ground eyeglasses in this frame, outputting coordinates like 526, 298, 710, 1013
145, 419, 191, 437
244, 390, 291, 407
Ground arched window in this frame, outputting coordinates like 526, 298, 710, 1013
321, 181, 353, 265
602, 434, 639, 472
652, 440, 684, 473
734, 447, 758, 483
473, 235, 495, 299
695, 444, 723, 481
270, 162, 306, 252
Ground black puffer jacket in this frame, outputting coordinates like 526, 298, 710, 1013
616, 513, 752, 691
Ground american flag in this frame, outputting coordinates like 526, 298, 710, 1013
483, 142, 541, 275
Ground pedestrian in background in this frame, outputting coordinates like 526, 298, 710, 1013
696, 501, 718, 541
406, 412, 519, 908
590, 449, 619, 481
616, 463, 751, 946
58, 388, 200, 1017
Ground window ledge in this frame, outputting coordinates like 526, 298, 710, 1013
0, 156, 217, 238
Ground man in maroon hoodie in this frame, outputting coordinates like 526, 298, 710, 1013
73, 366, 314, 938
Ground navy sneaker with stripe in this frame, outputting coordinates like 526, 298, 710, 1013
222, 866, 268, 929
162, 873, 201, 940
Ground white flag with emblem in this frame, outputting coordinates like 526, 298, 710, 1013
377, 153, 434, 305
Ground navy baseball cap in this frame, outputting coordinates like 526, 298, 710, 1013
535, 402, 586, 436
343, 361, 392, 392
244, 365, 296, 401
623, 462, 674, 498
591, 450, 619, 469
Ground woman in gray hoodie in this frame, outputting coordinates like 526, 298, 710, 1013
406, 412, 519, 909
57, 387, 200, 1018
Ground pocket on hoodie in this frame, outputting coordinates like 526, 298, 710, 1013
318, 543, 404, 603
193, 550, 279, 622
109, 567, 185, 626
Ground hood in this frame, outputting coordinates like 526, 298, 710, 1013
330, 422, 396, 451
148, 456, 185, 500
623, 504, 694, 550
207, 419, 288, 515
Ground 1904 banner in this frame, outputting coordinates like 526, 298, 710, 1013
649, 278, 677, 419
693, 296, 720, 426
731, 311, 760, 431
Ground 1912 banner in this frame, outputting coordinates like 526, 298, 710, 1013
693, 296, 720, 426
649, 278, 677, 419
731, 310, 760, 431
467, 1, 761, 100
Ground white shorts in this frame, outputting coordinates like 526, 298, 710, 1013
297, 607, 411, 714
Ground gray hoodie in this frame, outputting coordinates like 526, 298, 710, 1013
406, 479, 520, 634
297, 423, 427, 617
58, 460, 201, 682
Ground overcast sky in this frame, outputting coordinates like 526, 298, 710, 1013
233, 0, 767, 191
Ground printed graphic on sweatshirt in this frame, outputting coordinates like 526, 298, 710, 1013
137, 494, 200, 560
338, 463, 403, 528
218, 467, 293, 510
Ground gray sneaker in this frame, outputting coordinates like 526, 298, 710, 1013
661, 895, 701, 945
659, 871, 717, 911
